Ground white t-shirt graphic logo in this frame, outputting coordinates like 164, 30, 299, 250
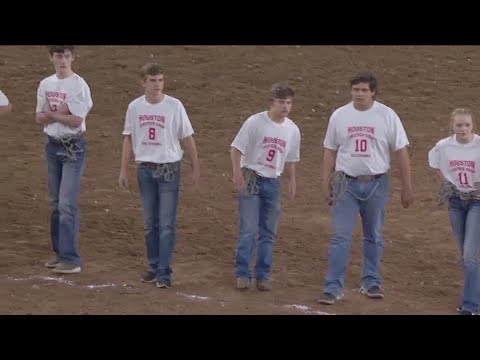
347, 126, 376, 158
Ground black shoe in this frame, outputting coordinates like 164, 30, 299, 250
361, 285, 384, 299
459, 309, 479, 315
316, 292, 343, 305
141, 271, 156, 283
44, 256, 61, 268
156, 279, 172, 288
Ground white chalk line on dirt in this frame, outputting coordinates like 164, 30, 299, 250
283, 304, 334, 315
176, 292, 210, 301
4, 275, 334, 315
175, 291, 333, 314
176, 292, 226, 308
5, 275, 130, 289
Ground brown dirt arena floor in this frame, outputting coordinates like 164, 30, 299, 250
0, 45, 476, 315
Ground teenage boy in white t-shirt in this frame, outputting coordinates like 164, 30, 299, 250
35, 45, 93, 275
119, 63, 200, 289
230, 83, 301, 291
0, 89, 13, 117
317, 71, 414, 305
428, 108, 480, 315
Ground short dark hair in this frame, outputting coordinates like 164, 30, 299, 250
48, 45, 75, 55
141, 63, 164, 80
270, 83, 295, 100
350, 70, 377, 93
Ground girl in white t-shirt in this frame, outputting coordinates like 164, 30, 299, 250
428, 108, 480, 315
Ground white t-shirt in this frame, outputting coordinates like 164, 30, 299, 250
231, 111, 301, 178
0, 90, 9, 106
428, 134, 480, 192
323, 101, 409, 176
122, 94, 194, 163
36, 73, 93, 138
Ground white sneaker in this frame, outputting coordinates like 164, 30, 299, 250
53, 262, 81, 274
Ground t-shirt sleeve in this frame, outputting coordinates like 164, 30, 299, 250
323, 112, 339, 150
231, 117, 253, 155
67, 81, 93, 119
122, 104, 134, 136
35, 82, 47, 113
0, 90, 9, 106
177, 101, 194, 139
389, 111, 410, 151
286, 126, 301, 162
428, 142, 441, 169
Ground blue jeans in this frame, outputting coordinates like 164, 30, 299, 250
235, 176, 281, 281
448, 197, 480, 313
323, 174, 389, 296
137, 161, 181, 282
45, 135, 87, 266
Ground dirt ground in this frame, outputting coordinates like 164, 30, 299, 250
0, 45, 476, 315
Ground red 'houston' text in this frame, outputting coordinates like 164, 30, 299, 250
348, 126, 375, 140
139, 114, 165, 128
449, 160, 476, 173
348, 126, 375, 135
263, 136, 286, 149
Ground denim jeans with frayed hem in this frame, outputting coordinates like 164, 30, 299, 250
323, 174, 389, 297
137, 161, 181, 282
46, 136, 87, 266
448, 196, 480, 314
235, 176, 281, 281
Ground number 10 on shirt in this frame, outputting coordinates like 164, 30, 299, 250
355, 139, 367, 152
